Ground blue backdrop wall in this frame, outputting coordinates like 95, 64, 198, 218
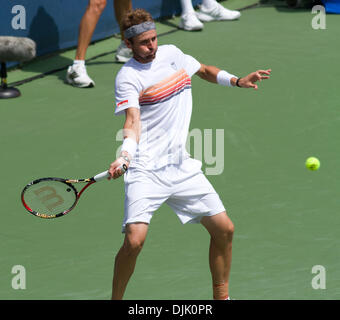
1, 0, 201, 59
322, 0, 340, 13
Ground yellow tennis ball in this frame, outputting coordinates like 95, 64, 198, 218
305, 157, 320, 171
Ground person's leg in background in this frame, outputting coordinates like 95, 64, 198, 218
179, 0, 204, 31
66, 0, 107, 88
197, 0, 241, 23
114, 0, 133, 63
66, 0, 133, 88
179, 0, 241, 32
75, 0, 108, 62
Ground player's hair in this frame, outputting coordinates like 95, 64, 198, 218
121, 8, 154, 40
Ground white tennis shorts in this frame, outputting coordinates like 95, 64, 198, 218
122, 158, 225, 233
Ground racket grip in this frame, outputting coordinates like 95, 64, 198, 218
93, 171, 110, 182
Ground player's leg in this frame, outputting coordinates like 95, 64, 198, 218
75, 0, 107, 60
200, 211, 234, 300
111, 222, 149, 300
165, 158, 232, 299
112, 167, 170, 299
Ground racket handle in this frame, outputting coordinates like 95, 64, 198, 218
93, 171, 110, 182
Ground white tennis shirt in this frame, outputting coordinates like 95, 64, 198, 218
115, 44, 201, 170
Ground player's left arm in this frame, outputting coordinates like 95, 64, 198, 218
196, 63, 271, 89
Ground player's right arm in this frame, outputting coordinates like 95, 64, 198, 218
108, 107, 141, 179
109, 66, 142, 180
122, 107, 141, 144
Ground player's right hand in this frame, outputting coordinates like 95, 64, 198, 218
108, 157, 129, 180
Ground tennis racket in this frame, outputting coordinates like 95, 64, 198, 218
21, 165, 127, 219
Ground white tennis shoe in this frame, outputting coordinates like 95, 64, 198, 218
115, 41, 133, 63
66, 64, 95, 88
179, 12, 204, 31
197, 3, 241, 22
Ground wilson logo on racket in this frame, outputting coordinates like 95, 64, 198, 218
33, 186, 64, 211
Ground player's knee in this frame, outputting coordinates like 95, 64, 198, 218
123, 237, 145, 256
217, 220, 234, 243
226, 221, 234, 240
89, 0, 107, 14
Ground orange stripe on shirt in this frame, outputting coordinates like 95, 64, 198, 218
139, 69, 191, 106
140, 78, 191, 104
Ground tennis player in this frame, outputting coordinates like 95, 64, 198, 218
108, 9, 271, 300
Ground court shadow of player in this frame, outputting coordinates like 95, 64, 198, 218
24, 6, 73, 83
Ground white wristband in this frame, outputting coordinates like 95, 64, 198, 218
121, 137, 137, 159
217, 70, 237, 87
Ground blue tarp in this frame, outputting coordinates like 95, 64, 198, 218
322, 0, 340, 13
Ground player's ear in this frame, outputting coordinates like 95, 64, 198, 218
125, 38, 132, 49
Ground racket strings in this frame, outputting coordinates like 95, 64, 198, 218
22, 180, 77, 216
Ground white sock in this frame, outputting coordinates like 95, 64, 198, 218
73, 60, 85, 67
201, 0, 217, 9
180, 0, 195, 15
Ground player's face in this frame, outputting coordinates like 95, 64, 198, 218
126, 29, 158, 64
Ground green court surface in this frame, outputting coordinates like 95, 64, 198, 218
1, 1, 339, 300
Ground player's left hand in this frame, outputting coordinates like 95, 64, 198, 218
238, 69, 271, 89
